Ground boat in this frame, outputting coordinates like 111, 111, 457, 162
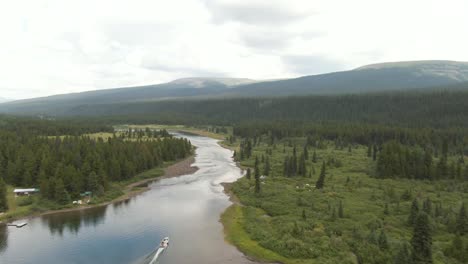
7, 222, 27, 228
160, 237, 170, 248
149, 237, 170, 264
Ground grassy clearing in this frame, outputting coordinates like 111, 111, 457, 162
224, 137, 468, 264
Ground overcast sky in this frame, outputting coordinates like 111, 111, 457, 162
1, 0, 467, 99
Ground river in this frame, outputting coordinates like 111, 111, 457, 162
0, 133, 255, 264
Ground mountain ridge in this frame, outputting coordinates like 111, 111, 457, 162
2, 60, 468, 115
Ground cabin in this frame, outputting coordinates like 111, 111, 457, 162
13, 188, 39, 196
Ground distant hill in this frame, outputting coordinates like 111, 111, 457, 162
0, 78, 255, 115
0, 97, 12, 104
221, 60, 468, 97
1, 60, 468, 115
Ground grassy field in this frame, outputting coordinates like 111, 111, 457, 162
223, 136, 468, 264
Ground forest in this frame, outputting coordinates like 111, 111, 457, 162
0, 117, 192, 214
64, 90, 468, 129
221, 120, 468, 263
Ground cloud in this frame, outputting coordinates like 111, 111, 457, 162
203, 0, 315, 25
1, 0, 468, 99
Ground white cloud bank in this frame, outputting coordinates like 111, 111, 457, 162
0, 0, 467, 99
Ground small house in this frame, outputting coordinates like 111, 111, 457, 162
14, 188, 39, 196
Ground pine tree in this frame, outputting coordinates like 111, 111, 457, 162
254, 160, 261, 194
394, 244, 411, 264
0, 177, 8, 211
456, 203, 467, 235
302, 209, 307, 220
303, 145, 309, 160
444, 234, 465, 262
408, 198, 420, 226
54, 178, 70, 205
411, 213, 433, 264
263, 156, 270, 176
316, 161, 326, 189
378, 230, 389, 250
312, 150, 317, 163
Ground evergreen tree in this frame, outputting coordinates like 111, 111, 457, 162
378, 230, 389, 250
316, 161, 326, 189
456, 203, 467, 235
302, 209, 307, 220
0, 177, 8, 211
312, 150, 317, 163
254, 160, 261, 194
394, 244, 411, 264
303, 145, 309, 160
411, 213, 433, 264
54, 178, 70, 205
408, 198, 420, 226
367, 144, 372, 157
444, 234, 466, 262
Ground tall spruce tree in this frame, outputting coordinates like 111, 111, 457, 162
254, 159, 261, 194
456, 203, 467, 235
411, 213, 433, 264
316, 161, 326, 189
378, 230, 389, 250
0, 177, 8, 211
408, 198, 420, 226
394, 244, 411, 264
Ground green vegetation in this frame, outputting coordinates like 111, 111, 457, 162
224, 132, 468, 264
0, 119, 193, 221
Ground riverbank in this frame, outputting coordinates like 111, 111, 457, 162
0, 155, 198, 224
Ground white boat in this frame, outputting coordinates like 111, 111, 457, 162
149, 237, 170, 264
159, 237, 170, 248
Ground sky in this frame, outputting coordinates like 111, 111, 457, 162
1, 0, 468, 99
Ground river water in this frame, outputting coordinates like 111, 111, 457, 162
0, 133, 254, 264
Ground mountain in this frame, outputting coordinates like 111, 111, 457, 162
221, 60, 468, 97
0, 97, 12, 104
0, 78, 255, 114
1, 60, 468, 115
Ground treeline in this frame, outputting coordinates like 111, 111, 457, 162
377, 141, 467, 180
67, 90, 468, 129
0, 115, 113, 136
0, 130, 192, 205
118, 128, 171, 139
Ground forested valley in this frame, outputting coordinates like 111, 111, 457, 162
1, 89, 467, 263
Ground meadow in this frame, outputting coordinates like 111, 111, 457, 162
224, 136, 468, 264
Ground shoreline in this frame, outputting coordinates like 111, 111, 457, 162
1, 155, 198, 223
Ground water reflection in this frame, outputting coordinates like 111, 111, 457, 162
41, 205, 107, 236
0, 224, 7, 253
0, 134, 255, 264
